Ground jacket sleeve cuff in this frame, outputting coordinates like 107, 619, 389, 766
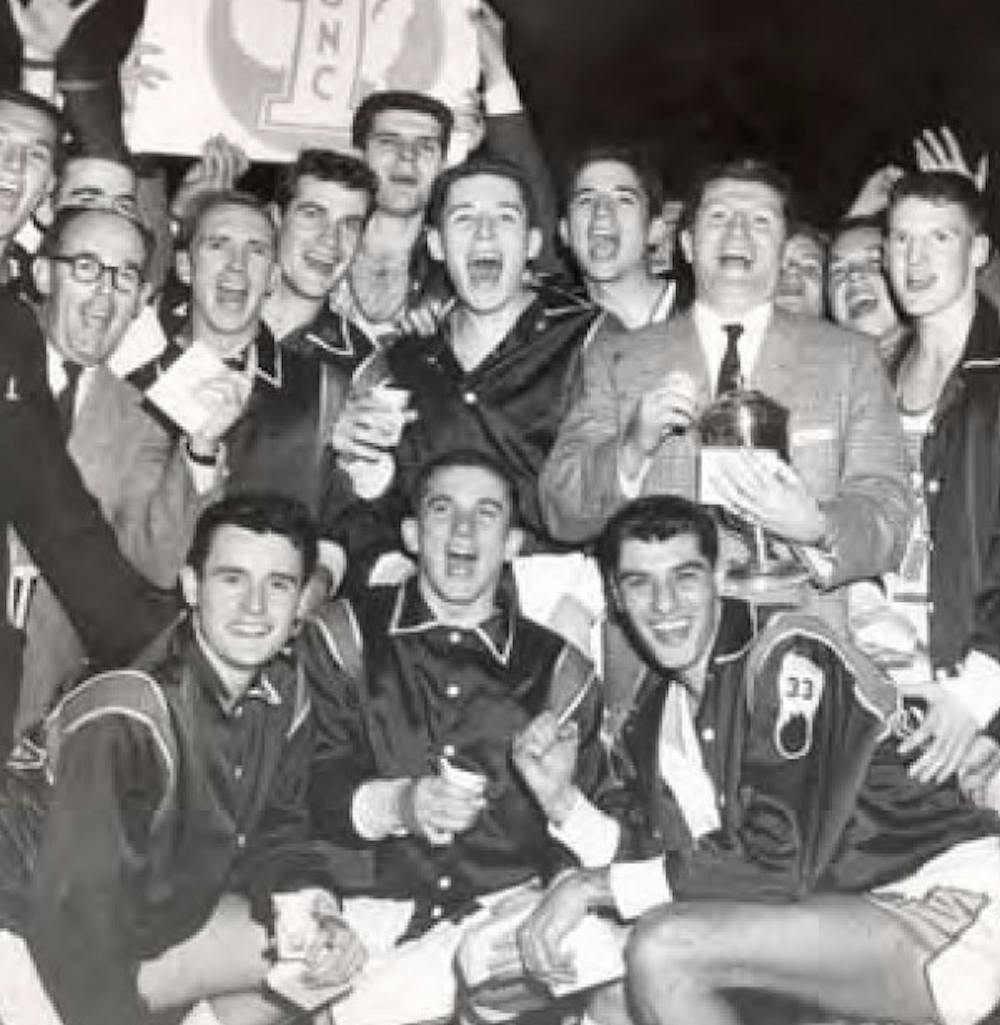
946, 650, 1000, 729
351, 779, 410, 840
548, 789, 620, 868
618, 452, 652, 500
609, 858, 672, 921
482, 78, 522, 115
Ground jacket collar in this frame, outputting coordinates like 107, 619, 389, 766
387, 574, 516, 666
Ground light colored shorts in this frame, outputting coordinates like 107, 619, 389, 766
867, 835, 1000, 1025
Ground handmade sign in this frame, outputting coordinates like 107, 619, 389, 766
124, 0, 481, 161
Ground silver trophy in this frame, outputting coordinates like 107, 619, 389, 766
698, 390, 809, 600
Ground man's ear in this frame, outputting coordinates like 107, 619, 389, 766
265, 260, 280, 297
401, 517, 420, 556
526, 227, 543, 263
426, 227, 444, 263
175, 249, 192, 286
33, 256, 52, 298
180, 566, 199, 608
557, 217, 570, 251
972, 232, 990, 272
503, 526, 525, 562
679, 227, 693, 265
646, 215, 667, 249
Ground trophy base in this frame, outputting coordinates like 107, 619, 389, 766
723, 558, 810, 604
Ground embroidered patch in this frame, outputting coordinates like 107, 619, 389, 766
774, 649, 826, 759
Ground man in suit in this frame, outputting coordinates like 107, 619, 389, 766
12, 206, 203, 729
0, 296, 172, 759
540, 158, 911, 625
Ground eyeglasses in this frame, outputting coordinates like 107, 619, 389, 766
51, 252, 143, 294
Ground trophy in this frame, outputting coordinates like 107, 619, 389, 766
698, 390, 809, 600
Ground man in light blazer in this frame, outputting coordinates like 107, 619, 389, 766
540, 158, 911, 625
12, 207, 204, 730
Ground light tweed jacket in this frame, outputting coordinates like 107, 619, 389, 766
540, 307, 912, 615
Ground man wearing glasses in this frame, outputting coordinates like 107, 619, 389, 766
10, 206, 203, 731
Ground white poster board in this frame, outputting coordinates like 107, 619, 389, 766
124, 0, 481, 162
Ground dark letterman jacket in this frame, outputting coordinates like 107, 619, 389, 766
1, 617, 334, 1025
889, 300, 1000, 734
332, 286, 597, 595
607, 601, 999, 902
303, 577, 607, 937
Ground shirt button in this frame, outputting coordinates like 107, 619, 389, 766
448, 630, 462, 644
927, 601, 935, 615
927, 478, 940, 495
701, 727, 715, 743
718, 795, 726, 809
234, 706, 244, 719
234, 765, 244, 781
446, 684, 461, 700
442, 744, 456, 758
463, 391, 477, 405
430, 905, 444, 920
236, 833, 246, 848
438, 876, 452, 890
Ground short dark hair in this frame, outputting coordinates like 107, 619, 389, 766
785, 221, 828, 256
275, 148, 378, 214
680, 157, 794, 237
186, 492, 318, 580
596, 495, 719, 589
0, 88, 61, 140
40, 206, 154, 277
427, 156, 539, 230
560, 143, 664, 216
409, 448, 519, 523
351, 90, 454, 152
178, 189, 274, 252
830, 213, 886, 247
888, 170, 987, 233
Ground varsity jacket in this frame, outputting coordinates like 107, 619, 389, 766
607, 600, 1000, 902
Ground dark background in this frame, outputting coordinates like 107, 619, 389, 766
494, 0, 1000, 228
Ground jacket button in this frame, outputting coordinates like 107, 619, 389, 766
431, 905, 444, 919
438, 876, 452, 890
463, 391, 477, 405
927, 478, 940, 495
446, 684, 461, 699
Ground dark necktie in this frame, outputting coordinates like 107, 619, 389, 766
57, 361, 83, 439
716, 322, 744, 396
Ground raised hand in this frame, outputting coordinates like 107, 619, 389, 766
914, 125, 989, 192
9, 0, 102, 59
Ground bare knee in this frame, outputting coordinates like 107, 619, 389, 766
626, 905, 718, 986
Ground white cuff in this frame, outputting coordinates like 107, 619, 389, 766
618, 452, 651, 500
183, 442, 226, 495
549, 790, 620, 868
608, 858, 671, 921
482, 78, 522, 116
351, 779, 410, 840
945, 651, 1000, 729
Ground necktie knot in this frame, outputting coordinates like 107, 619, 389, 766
716, 322, 744, 395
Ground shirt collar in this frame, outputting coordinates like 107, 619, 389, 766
177, 323, 284, 390
387, 574, 516, 666
187, 619, 284, 716
45, 345, 92, 398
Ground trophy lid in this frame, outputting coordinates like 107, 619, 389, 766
697, 389, 790, 461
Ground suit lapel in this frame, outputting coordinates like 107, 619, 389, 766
68, 367, 135, 508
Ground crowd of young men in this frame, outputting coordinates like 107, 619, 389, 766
2, 2, 1000, 1024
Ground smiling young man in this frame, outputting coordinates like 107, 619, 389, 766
506, 494, 1000, 1025
262, 149, 376, 369
560, 147, 675, 335
0, 493, 365, 1025
301, 449, 605, 1025
329, 158, 595, 593
541, 157, 910, 629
